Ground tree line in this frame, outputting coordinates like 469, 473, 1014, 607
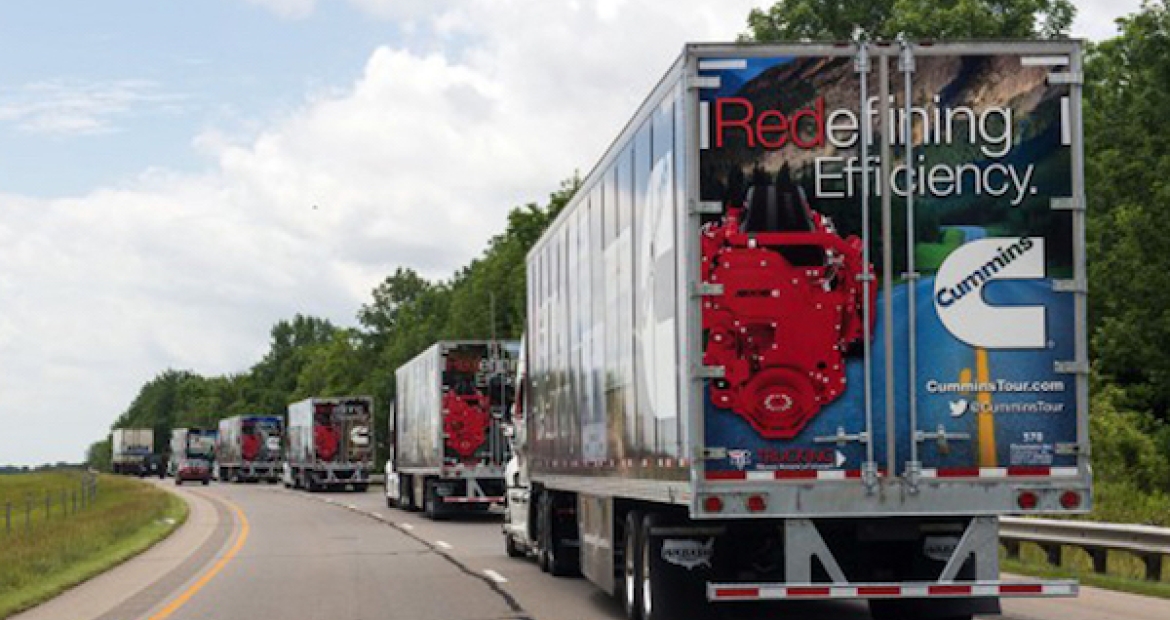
89, 0, 1170, 522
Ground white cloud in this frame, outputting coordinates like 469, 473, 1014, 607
244, 0, 452, 20
1072, 0, 1145, 40
1, 0, 764, 465
0, 79, 185, 136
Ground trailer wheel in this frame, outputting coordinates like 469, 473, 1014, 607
202, 478, 210, 486
424, 480, 446, 521
354, 483, 369, 493
504, 532, 524, 558
621, 511, 643, 620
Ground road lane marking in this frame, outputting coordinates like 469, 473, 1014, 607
373, 512, 384, 518
483, 569, 508, 583
148, 495, 249, 620
401, 522, 414, 530
347, 504, 358, 509
435, 540, 453, 550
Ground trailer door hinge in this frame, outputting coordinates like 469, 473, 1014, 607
1053, 279, 1087, 294
1050, 196, 1085, 212
690, 200, 723, 216
694, 365, 725, 380
687, 75, 721, 90
701, 447, 727, 460
1055, 360, 1090, 375
694, 282, 724, 297
1048, 71, 1083, 86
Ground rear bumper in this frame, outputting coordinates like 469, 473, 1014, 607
707, 579, 1077, 602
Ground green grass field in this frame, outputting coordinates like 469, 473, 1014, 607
0, 472, 187, 619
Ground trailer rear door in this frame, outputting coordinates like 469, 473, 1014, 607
690, 41, 1089, 516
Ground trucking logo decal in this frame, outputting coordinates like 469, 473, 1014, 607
698, 53, 1077, 473
661, 538, 715, 570
727, 449, 752, 470
934, 237, 1047, 349
709, 95, 1037, 205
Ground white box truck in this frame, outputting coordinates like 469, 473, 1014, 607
111, 428, 154, 476
216, 415, 284, 483
387, 341, 519, 519
285, 396, 373, 492
503, 40, 1090, 620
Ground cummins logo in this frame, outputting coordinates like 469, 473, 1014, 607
661, 538, 715, 570
934, 237, 1047, 349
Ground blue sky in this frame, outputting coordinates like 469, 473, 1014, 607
0, 0, 1148, 466
0, 0, 409, 195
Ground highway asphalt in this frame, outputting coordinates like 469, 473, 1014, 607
14, 481, 1170, 620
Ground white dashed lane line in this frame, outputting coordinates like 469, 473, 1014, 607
435, 540, 453, 550
401, 523, 414, 531
483, 569, 508, 583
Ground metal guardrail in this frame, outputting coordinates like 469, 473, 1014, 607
1000, 516, 1170, 581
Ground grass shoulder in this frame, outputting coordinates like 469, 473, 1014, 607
0, 473, 188, 619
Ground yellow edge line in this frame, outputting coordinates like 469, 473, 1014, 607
148, 494, 250, 620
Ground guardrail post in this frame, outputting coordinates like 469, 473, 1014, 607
1142, 554, 1163, 581
61, 489, 67, 517
1088, 548, 1108, 574
1040, 543, 1062, 567
72, 489, 78, 515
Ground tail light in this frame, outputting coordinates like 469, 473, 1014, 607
1017, 491, 1039, 510
1059, 490, 1082, 510
703, 495, 724, 513
746, 494, 767, 512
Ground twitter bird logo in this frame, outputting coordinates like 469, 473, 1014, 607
949, 399, 969, 418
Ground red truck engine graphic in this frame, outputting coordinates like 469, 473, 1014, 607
443, 390, 491, 459
241, 433, 260, 461
314, 424, 339, 461
701, 178, 875, 439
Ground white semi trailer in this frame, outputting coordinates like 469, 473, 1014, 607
503, 39, 1090, 620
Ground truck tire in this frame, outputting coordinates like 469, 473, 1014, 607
424, 480, 446, 521
538, 492, 578, 577
621, 511, 643, 620
202, 478, 210, 486
354, 483, 368, 493
637, 513, 704, 620
504, 532, 524, 558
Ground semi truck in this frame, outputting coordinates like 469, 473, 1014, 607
216, 415, 284, 483
285, 396, 373, 492
387, 341, 519, 519
171, 428, 216, 485
111, 428, 154, 476
502, 40, 1090, 620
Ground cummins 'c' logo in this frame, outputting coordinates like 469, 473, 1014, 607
934, 237, 1046, 349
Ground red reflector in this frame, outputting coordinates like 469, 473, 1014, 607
858, 586, 902, 596
1017, 491, 1039, 510
788, 586, 831, 596
1060, 490, 1082, 509
746, 494, 767, 512
715, 587, 758, 599
703, 496, 724, 513
1000, 584, 1044, 594
929, 584, 972, 595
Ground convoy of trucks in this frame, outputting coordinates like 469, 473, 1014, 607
170, 428, 217, 485
386, 341, 518, 518
500, 40, 1090, 620
216, 415, 284, 483
285, 396, 374, 492
111, 428, 155, 476
91, 35, 1094, 620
